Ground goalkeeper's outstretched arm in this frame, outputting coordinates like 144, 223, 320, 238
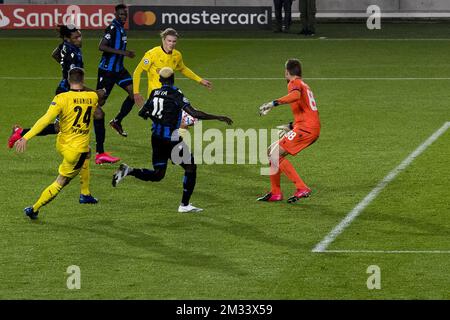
259, 90, 302, 116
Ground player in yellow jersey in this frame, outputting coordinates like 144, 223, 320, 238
132, 28, 212, 138
15, 68, 105, 220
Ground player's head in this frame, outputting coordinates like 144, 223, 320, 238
115, 4, 128, 25
58, 24, 82, 48
285, 59, 302, 79
159, 67, 175, 86
68, 67, 85, 86
160, 28, 179, 52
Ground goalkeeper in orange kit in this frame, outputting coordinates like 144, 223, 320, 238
258, 59, 321, 203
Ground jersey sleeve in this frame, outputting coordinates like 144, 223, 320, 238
61, 45, 77, 70
102, 25, 114, 47
275, 80, 302, 105
175, 53, 202, 83
177, 89, 191, 110
133, 52, 152, 94
23, 95, 64, 141
288, 79, 302, 93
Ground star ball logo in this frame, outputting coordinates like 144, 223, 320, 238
0, 10, 11, 28
133, 10, 156, 26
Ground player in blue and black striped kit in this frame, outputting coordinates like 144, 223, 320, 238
8, 25, 85, 148
112, 67, 233, 213
94, 4, 136, 164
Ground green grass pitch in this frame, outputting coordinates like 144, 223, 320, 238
0, 24, 449, 299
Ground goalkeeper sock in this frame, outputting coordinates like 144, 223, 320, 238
32, 181, 63, 212
79, 159, 91, 195
269, 160, 281, 195
279, 157, 307, 190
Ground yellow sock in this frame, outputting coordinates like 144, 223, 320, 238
80, 159, 90, 195
32, 181, 63, 212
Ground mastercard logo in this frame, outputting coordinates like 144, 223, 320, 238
133, 11, 157, 26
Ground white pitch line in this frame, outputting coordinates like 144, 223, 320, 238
323, 250, 450, 254
312, 121, 450, 253
2, 76, 450, 81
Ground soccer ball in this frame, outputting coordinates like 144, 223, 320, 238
182, 111, 198, 126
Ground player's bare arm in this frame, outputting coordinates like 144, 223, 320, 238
98, 38, 135, 58
200, 79, 213, 89
15, 137, 27, 153
183, 105, 233, 125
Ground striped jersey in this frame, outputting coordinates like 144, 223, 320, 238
98, 19, 127, 72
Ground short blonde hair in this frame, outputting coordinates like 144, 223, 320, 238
159, 67, 174, 78
160, 28, 179, 39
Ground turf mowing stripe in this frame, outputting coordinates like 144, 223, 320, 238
324, 250, 450, 254
312, 121, 450, 253
3, 76, 450, 81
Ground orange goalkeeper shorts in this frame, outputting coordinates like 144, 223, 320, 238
279, 127, 320, 156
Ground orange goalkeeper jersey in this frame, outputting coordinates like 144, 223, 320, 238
277, 78, 320, 130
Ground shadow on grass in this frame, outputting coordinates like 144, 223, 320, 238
51, 219, 247, 277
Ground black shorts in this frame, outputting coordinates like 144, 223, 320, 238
151, 134, 194, 168
96, 68, 133, 98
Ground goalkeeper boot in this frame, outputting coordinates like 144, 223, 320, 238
8, 125, 23, 148
95, 152, 120, 165
109, 119, 128, 137
79, 194, 98, 204
24, 206, 39, 220
256, 192, 283, 202
178, 203, 203, 213
287, 188, 312, 203
112, 163, 130, 187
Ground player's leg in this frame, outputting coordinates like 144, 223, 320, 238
24, 174, 71, 220
299, 0, 308, 35
94, 70, 120, 164
278, 128, 320, 203
24, 147, 85, 219
177, 142, 202, 213
8, 124, 58, 149
283, 0, 292, 31
112, 135, 168, 186
8, 74, 64, 148
257, 140, 286, 202
79, 149, 98, 204
273, 0, 283, 32
109, 70, 134, 137
307, 0, 317, 35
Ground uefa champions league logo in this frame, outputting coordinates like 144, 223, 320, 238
0, 10, 11, 28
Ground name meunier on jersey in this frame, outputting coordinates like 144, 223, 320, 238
141, 85, 191, 140
73, 98, 94, 105
98, 19, 127, 72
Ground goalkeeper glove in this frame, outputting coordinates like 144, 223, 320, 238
276, 123, 292, 138
259, 101, 279, 116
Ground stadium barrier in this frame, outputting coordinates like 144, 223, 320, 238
0, 4, 272, 30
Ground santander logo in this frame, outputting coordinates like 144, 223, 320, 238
0, 10, 11, 28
